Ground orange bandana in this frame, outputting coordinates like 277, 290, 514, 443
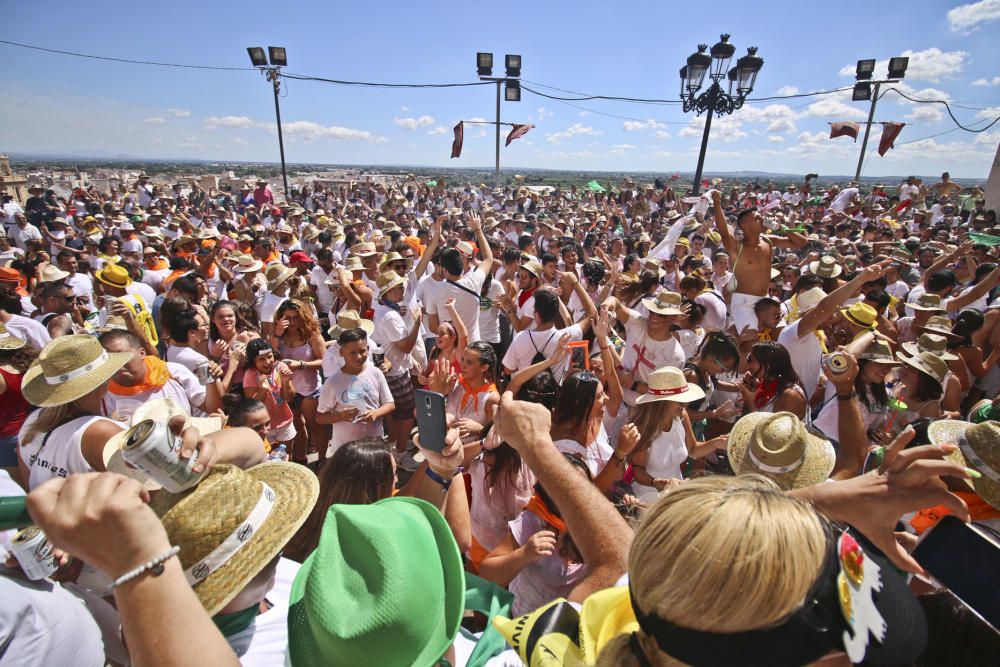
909, 490, 1000, 535
109, 356, 172, 396
525, 493, 566, 534
458, 377, 497, 416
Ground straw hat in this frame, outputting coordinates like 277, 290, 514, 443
265, 264, 296, 292
641, 257, 666, 278
150, 463, 318, 615
858, 338, 901, 366
902, 333, 958, 361
343, 256, 365, 272
0, 321, 26, 351
928, 420, 1000, 510
456, 241, 475, 258
234, 255, 264, 273
840, 302, 878, 330
37, 264, 70, 284
908, 293, 945, 312
287, 497, 463, 667
916, 315, 961, 340
96, 315, 129, 333
795, 287, 827, 313
897, 350, 948, 389
22, 334, 133, 407
520, 260, 543, 279
376, 270, 406, 298
641, 290, 684, 316
102, 398, 223, 491
328, 309, 374, 338
727, 412, 836, 490
351, 242, 377, 258
635, 367, 706, 405
809, 255, 843, 279
379, 251, 404, 267
95, 263, 133, 289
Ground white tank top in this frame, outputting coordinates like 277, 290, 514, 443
18, 413, 122, 490
633, 417, 688, 504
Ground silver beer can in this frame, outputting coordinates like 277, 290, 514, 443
195, 361, 213, 385
120, 420, 205, 493
11, 526, 60, 580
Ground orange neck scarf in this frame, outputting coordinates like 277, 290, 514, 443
109, 356, 172, 396
525, 493, 566, 533
458, 377, 497, 416
909, 490, 1000, 535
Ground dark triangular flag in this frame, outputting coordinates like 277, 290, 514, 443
505, 123, 534, 146
878, 122, 905, 156
451, 121, 464, 159
829, 122, 860, 141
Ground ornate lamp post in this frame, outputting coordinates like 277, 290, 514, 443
679, 35, 763, 195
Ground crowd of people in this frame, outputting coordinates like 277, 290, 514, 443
1, 170, 998, 666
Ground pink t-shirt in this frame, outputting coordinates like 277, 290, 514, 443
243, 364, 294, 430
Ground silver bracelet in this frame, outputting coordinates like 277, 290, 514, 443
110, 545, 181, 590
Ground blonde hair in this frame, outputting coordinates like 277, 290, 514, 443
22, 403, 77, 446
597, 475, 828, 667
628, 400, 677, 455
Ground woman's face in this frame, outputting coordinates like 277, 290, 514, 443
436, 324, 455, 348
899, 366, 918, 387
746, 353, 763, 378
213, 306, 237, 337
254, 349, 276, 374
192, 313, 210, 344
664, 401, 684, 420
590, 382, 607, 420
459, 348, 485, 380
862, 363, 891, 385
280, 308, 300, 330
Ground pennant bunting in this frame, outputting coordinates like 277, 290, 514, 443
829, 122, 860, 141
878, 122, 905, 156
505, 123, 534, 146
451, 121, 464, 159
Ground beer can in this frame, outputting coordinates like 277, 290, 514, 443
120, 420, 205, 493
10, 526, 59, 580
195, 361, 213, 385
823, 352, 850, 375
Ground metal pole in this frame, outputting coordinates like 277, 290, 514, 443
495, 80, 502, 189
854, 81, 880, 183
691, 84, 716, 196
271, 70, 290, 198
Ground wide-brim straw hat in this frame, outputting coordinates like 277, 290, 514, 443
266, 265, 296, 292
22, 334, 133, 407
95, 263, 133, 289
328, 309, 374, 339
376, 270, 406, 298
928, 420, 1000, 511
908, 293, 945, 312
916, 315, 962, 341
809, 256, 843, 279
37, 263, 70, 284
0, 322, 26, 351
150, 463, 318, 616
343, 256, 365, 272
635, 367, 706, 405
728, 411, 836, 490
234, 256, 264, 273
102, 398, 223, 491
901, 333, 958, 361
897, 350, 948, 389
642, 290, 684, 316
859, 338, 902, 366
796, 287, 828, 314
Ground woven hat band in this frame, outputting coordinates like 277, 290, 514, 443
0, 331, 9, 340
184, 482, 276, 586
648, 385, 689, 397
960, 437, 1000, 484
748, 446, 804, 474
44, 349, 109, 385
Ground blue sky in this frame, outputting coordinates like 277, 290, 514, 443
2, 0, 999, 178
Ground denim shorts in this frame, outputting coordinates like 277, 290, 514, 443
0, 434, 19, 467
290, 389, 321, 409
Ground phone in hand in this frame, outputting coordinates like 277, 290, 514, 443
567, 340, 590, 371
913, 515, 1000, 630
415, 389, 447, 452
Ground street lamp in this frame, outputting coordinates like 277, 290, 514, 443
247, 45, 290, 198
477, 52, 522, 188
852, 56, 908, 181
679, 35, 763, 195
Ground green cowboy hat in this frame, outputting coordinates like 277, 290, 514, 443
287, 497, 464, 667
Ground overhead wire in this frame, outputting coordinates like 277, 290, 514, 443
880, 86, 1000, 132
0, 39, 253, 71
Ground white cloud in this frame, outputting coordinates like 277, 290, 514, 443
622, 118, 667, 131
231, 136, 249, 145
972, 76, 1000, 86
678, 116, 747, 142
767, 118, 797, 133
801, 99, 868, 119
143, 117, 166, 124
610, 144, 635, 150
653, 130, 671, 140
545, 123, 604, 144
400, 105, 410, 112
166, 108, 191, 118
427, 126, 447, 135
975, 105, 1000, 119
204, 115, 258, 129
281, 121, 388, 143
537, 107, 553, 121
775, 85, 799, 96
578, 110, 591, 117
905, 106, 945, 122
975, 130, 1000, 145
837, 48, 969, 83
767, 135, 785, 143
948, 0, 1000, 33
393, 115, 435, 130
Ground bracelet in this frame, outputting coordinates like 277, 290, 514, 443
837, 392, 857, 401
110, 545, 180, 590
425, 466, 454, 491
612, 450, 629, 465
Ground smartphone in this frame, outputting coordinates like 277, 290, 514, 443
567, 340, 590, 371
415, 389, 447, 453
913, 515, 1000, 630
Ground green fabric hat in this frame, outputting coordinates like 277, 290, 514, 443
287, 497, 465, 667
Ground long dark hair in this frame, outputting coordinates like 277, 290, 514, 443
465, 341, 497, 384
0, 344, 39, 373
285, 437, 394, 562
616, 270, 660, 307
552, 370, 600, 434
697, 331, 740, 373
854, 359, 889, 412
950, 309, 984, 349
750, 342, 801, 390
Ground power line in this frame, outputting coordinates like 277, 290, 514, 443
0, 39, 253, 71
896, 116, 997, 145
881, 87, 1000, 132
281, 72, 493, 89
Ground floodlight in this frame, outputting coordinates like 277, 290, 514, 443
268, 47, 287, 67
505, 54, 521, 78
887, 56, 908, 79
247, 47, 267, 67
477, 52, 493, 77
855, 59, 875, 80
852, 82, 872, 101
505, 79, 521, 102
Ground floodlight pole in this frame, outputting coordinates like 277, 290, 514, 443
854, 82, 881, 183
495, 80, 502, 189
266, 68, 290, 198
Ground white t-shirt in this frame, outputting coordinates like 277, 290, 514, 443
427, 269, 487, 342
309, 266, 338, 315
478, 279, 506, 345
258, 291, 285, 325
514, 293, 537, 331
371, 302, 413, 376
3, 313, 51, 349
830, 188, 859, 212
126, 281, 157, 307
904, 284, 927, 318
777, 319, 823, 400
620, 309, 685, 383
695, 290, 727, 331
554, 435, 614, 479
318, 365, 393, 455
228, 557, 299, 666
900, 183, 919, 201
65, 272, 95, 311
104, 362, 206, 420
415, 274, 444, 341
166, 344, 210, 375
502, 324, 583, 380
19, 414, 122, 490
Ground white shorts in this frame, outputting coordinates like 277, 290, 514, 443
268, 421, 297, 444
730, 292, 765, 334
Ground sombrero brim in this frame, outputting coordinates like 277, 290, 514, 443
328, 320, 374, 339
235, 262, 264, 273
378, 278, 406, 298
635, 383, 706, 405
840, 309, 876, 330
809, 261, 843, 278
267, 268, 296, 291
0, 335, 26, 350
896, 353, 944, 388
151, 462, 319, 616
727, 412, 836, 490
908, 304, 944, 312
928, 420, 1000, 509
641, 296, 683, 316
95, 273, 133, 289
900, 341, 958, 361
22, 350, 133, 408
915, 326, 962, 340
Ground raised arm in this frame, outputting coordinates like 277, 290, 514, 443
412, 215, 445, 280
947, 264, 1000, 312
798, 260, 891, 337
469, 212, 494, 276
921, 242, 969, 289
710, 190, 738, 255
